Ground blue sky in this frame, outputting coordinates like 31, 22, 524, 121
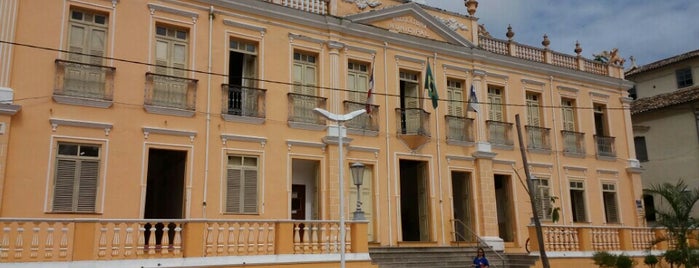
423, 0, 699, 67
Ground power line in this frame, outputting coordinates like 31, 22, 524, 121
1, 39, 634, 111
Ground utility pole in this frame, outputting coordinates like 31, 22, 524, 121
515, 114, 550, 268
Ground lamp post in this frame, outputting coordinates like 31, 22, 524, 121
350, 162, 366, 221
313, 108, 366, 268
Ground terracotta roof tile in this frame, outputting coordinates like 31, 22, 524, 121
626, 49, 699, 77
631, 85, 699, 114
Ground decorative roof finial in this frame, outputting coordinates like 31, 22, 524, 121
574, 41, 582, 56
542, 34, 550, 48
465, 0, 478, 16
629, 56, 637, 68
506, 24, 514, 41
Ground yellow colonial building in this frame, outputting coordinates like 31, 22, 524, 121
0, 0, 659, 267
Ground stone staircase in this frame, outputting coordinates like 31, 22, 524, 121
369, 247, 540, 268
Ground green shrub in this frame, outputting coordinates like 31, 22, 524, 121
643, 254, 658, 267
616, 254, 634, 268
593, 251, 617, 268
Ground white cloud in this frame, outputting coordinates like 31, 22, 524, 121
424, 0, 699, 66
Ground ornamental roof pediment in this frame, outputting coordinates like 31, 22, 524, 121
345, 2, 474, 47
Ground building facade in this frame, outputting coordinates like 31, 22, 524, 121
0, 0, 654, 267
627, 49, 699, 223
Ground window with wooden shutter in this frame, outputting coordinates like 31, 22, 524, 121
400, 71, 420, 132
154, 25, 188, 77
487, 86, 504, 121
348, 62, 369, 102
532, 178, 552, 220
228, 38, 259, 116
602, 183, 619, 223
569, 181, 587, 222
153, 25, 189, 107
68, 9, 107, 64
65, 9, 108, 98
447, 79, 464, 117
226, 155, 259, 214
561, 99, 576, 131
634, 136, 649, 162
293, 52, 317, 96
52, 143, 100, 213
526, 93, 541, 127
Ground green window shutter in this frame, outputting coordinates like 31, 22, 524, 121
155, 40, 169, 75
526, 94, 541, 126
562, 100, 576, 131
77, 160, 99, 212
88, 28, 106, 65
172, 43, 187, 77
53, 159, 77, 212
488, 89, 503, 121
243, 169, 258, 213
226, 168, 242, 213
68, 25, 86, 62
604, 192, 619, 223
304, 65, 317, 96
293, 63, 303, 93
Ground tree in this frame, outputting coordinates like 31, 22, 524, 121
644, 179, 699, 267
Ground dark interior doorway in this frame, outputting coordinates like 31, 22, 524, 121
494, 174, 514, 242
400, 159, 430, 242
144, 148, 186, 247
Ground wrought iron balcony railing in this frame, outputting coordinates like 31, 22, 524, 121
486, 120, 514, 146
221, 84, 266, 119
445, 115, 475, 143
525, 125, 551, 151
395, 108, 430, 136
287, 93, 327, 125
343, 101, 379, 132
145, 72, 198, 111
562, 130, 585, 156
594, 135, 616, 158
54, 59, 115, 101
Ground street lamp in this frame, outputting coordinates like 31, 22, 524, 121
313, 108, 366, 268
350, 162, 366, 221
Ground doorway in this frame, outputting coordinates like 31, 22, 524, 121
399, 159, 430, 242
494, 174, 515, 242
144, 148, 186, 247
451, 171, 474, 242
291, 159, 319, 220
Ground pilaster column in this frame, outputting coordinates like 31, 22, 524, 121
472, 69, 490, 151
322, 133, 353, 220
327, 41, 344, 114
472, 151, 498, 237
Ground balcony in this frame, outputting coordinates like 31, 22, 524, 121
221, 84, 266, 124
287, 93, 327, 130
144, 73, 198, 117
445, 115, 475, 145
594, 135, 616, 158
344, 101, 379, 135
54, 59, 115, 108
395, 108, 430, 150
486, 120, 513, 148
527, 225, 664, 253
0, 219, 368, 264
562, 130, 585, 156
525, 125, 551, 151
262, 0, 329, 15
